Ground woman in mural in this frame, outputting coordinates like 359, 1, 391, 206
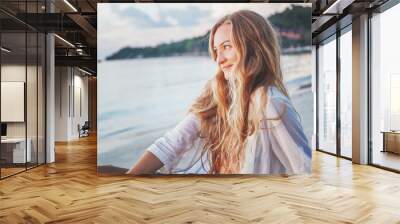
126, 10, 311, 175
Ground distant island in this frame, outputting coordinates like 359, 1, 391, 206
106, 5, 311, 61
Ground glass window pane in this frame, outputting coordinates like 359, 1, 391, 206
318, 36, 337, 154
27, 31, 38, 169
38, 32, 45, 165
371, 4, 400, 171
26, 0, 39, 169
1, 31, 27, 177
0, 1, 46, 179
340, 29, 352, 158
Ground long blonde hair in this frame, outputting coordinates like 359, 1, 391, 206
190, 10, 289, 174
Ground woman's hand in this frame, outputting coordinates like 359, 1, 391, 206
125, 151, 164, 175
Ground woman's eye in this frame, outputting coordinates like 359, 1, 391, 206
223, 45, 231, 50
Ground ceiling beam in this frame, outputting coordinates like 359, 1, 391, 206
322, 0, 356, 14
67, 13, 97, 46
13, 13, 82, 32
55, 55, 96, 73
312, 15, 336, 34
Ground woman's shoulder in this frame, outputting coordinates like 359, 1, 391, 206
264, 86, 294, 119
252, 85, 291, 106
252, 85, 290, 104
267, 86, 291, 104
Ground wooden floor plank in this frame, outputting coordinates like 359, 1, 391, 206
0, 134, 400, 223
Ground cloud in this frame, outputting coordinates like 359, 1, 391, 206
97, 3, 304, 60
161, 5, 211, 27
114, 4, 211, 29
119, 6, 170, 28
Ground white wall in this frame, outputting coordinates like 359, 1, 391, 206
55, 66, 69, 141
1, 65, 39, 137
1, 65, 27, 140
1, 63, 46, 163
55, 67, 89, 141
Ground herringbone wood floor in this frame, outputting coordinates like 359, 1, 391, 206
1, 134, 400, 223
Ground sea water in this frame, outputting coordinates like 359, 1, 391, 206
98, 54, 313, 169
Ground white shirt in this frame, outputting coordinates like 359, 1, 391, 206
148, 87, 312, 174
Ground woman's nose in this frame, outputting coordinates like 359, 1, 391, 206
217, 53, 227, 65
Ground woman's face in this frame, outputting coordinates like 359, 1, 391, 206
213, 23, 239, 80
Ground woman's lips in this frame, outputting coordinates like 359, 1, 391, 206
222, 65, 233, 70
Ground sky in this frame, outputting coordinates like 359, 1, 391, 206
98, 3, 309, 60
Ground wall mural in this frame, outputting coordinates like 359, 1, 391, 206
97, 3, 313, 175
